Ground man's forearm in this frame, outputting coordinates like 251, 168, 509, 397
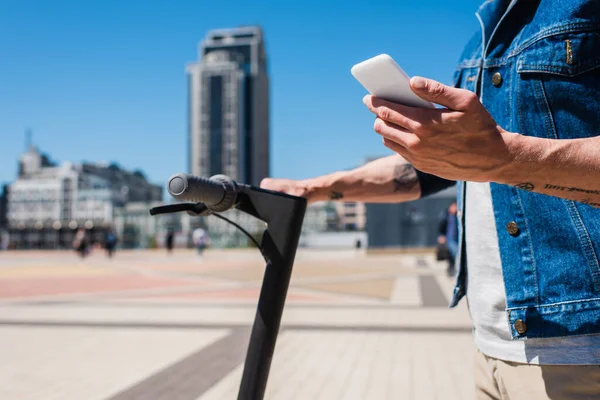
301, 155, 422, 203
498, 134, 600, 207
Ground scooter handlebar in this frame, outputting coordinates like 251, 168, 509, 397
167, 173, 238, 213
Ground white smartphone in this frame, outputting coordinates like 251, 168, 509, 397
351, 54, 436, 109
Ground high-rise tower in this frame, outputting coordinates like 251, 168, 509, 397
186, 26, 269, 186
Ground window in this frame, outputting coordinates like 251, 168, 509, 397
345, 223, 357, 231
209, 75, 223, 176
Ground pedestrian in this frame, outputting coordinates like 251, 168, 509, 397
192, 227, 209, 257
166, 229, 174, 254
72, 227, 89, 258
104, 228, 118, 258
260, 1, 600, 397
0, 229, 8, 251
437, 201, 459, 276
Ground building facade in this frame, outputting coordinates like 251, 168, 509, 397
332, 201, 366, 231
366, 185, 457, 248
113, 201, 169, 249
186, 26, 269, 186
5, 146, 162, 249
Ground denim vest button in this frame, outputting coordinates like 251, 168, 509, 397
506, 221, 519, 236
492, 72, 503, 87
514, 319, 527, 334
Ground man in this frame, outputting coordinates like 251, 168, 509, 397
261, 0, 600, 398
166, 229, 175, 254
0, 229, 8, 251
104, 228, 118, 258
438, 201, 459, 276
72, 227, 89, 258
192, 227, 210, 257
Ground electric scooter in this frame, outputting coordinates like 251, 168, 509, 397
150, 173, 307, 400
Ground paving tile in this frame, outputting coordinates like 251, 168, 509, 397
390, 276, 421, 305
199, 331, 475, 400
297, 277, 396, 300
0, 249, 477, 400
0, 275, 200, 300
0, 326, 229, 400
109, 328, 249, 400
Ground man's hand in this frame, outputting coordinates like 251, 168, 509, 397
363, 76, 516, 182
260, 178, 314, 200
259, 155, 423, 204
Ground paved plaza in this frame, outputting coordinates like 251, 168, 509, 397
0, 248, 476, 399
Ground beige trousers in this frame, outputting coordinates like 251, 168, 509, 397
474, 349, 600, 400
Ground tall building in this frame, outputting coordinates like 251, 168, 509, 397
186, 26, 270, 186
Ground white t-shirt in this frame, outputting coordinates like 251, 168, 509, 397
192, 228, 208, 246
464, 181, 600, 364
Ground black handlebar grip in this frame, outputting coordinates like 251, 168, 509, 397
167, 173, 238, 212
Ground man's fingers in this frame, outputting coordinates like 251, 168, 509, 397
410, 76, 478, 111
364, 95, 426, 131
260, 178, 274, 189
373, 118, 419, 150
382, 137, 414, 163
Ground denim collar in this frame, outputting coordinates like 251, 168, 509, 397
476, 0, 520, 56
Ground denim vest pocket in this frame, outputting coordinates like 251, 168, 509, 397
515, 28, 600, 141
516, 28, 600, 77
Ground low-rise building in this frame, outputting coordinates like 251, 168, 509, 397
332, 201, 366, 231
6, 146, 162, 249
366, 185, 457, 249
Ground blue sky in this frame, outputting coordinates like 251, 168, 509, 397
0, 0, 483, 189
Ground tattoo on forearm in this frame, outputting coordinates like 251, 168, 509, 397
544, 184, 600, 207
545, 184, 600, 196
329, 191, 343, 200
393, 164, 418, 193
582, 198, 600, 207
515, 183, 534, 191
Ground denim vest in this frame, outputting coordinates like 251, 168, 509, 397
448, 0, 600, 340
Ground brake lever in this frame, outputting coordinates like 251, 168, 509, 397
149, 202, 211, 216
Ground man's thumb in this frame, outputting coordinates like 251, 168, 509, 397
410, 77, 474, 111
